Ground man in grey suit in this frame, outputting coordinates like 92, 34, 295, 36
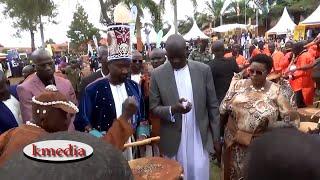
149, 34, 221, 180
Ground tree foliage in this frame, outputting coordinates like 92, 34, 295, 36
67, 4, 101, 53
0, 0, 57, 50
45, 38, 56, 44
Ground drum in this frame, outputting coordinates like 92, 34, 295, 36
298, 122, 319, 133
129, 157, 183, 180
297, 108, 320, 122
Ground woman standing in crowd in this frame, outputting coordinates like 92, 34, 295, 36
219, 54, 300, 180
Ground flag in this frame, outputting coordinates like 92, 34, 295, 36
129, 6, 138, 49
156, 30, 163, 48
221, 0, 233, 15
92, 35, 98, 49
46, 44, 53, 56
88, 44, 93, 56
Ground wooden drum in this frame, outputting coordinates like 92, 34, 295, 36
129, 157, 183, 180
297, 108, 320, 122
298, 122, 319, 133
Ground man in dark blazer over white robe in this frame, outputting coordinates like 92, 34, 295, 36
149, 34, 221, 180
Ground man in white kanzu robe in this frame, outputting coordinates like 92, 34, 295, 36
150, 35, 221, 180
173, 65, 209, 179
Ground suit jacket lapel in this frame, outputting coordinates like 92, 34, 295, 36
188, 61, 200, 120
164, 63, 179, 103
54, 75, 64, 91
33, 74, 45, 92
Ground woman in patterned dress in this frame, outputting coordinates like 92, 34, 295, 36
220, 54, 300, 180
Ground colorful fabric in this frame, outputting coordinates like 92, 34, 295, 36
220, 78, 299, 180
106, 24, 131, 61
74, 78, 148, 136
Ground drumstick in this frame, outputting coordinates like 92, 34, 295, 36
124, 136, 160, 148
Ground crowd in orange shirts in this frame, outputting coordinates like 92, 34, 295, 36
224, 36, 320, 108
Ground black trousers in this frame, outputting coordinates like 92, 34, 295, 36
295, 90, 307, 108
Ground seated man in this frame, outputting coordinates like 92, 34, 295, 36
0, 131, 133, 180
0, 70, 22, 134
0, 84, 136, 166
0, 85, 78, 165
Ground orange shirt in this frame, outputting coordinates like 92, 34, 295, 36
271, 51, 285, 73
281, 52, 292, 73
251, 48, 271, 57
289, 52, 315, 91
224, 53, 247, 66
308, 45, 318, 58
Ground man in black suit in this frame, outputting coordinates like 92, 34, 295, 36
78, 46, 109, 99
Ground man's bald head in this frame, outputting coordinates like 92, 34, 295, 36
22, 65, 35, 79
165, 34, 187, 69
150, 48, 165, 68
31, 49, 55, 82
97, 46, 108, 58
165, 34, 186, 53
211, 40, 225, 58
132, 50, 143, 60
31, 49, 52, 63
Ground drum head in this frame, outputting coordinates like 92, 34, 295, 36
299, 122, 318, 133
297, 108, 320, 122
129, 157, 183, 180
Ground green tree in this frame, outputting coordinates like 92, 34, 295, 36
0, 0, 57, 51
122, 0, 162, 51
160, 0, 197, 34
45, 38, 56, 44
67, 4, 101, 53
205, 0, 224, 27
178, 16, 193, 35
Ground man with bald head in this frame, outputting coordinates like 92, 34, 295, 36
150, 34, 220, 179
79, 46, 109, 99
149, 48, 166, 68
17, 49, 77, 125
209, 40, 240, 104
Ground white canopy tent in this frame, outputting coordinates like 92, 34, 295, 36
267, 7, 296, 35
212, 23, 248, 33
301, 5, 320, 25
183, 20, 209, 40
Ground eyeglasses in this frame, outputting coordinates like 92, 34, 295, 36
132, 59, 143, 63
248, 69, 266, 76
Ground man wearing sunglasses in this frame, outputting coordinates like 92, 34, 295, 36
130, 51, 143, 84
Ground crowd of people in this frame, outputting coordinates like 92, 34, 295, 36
1, 22, 320, 179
